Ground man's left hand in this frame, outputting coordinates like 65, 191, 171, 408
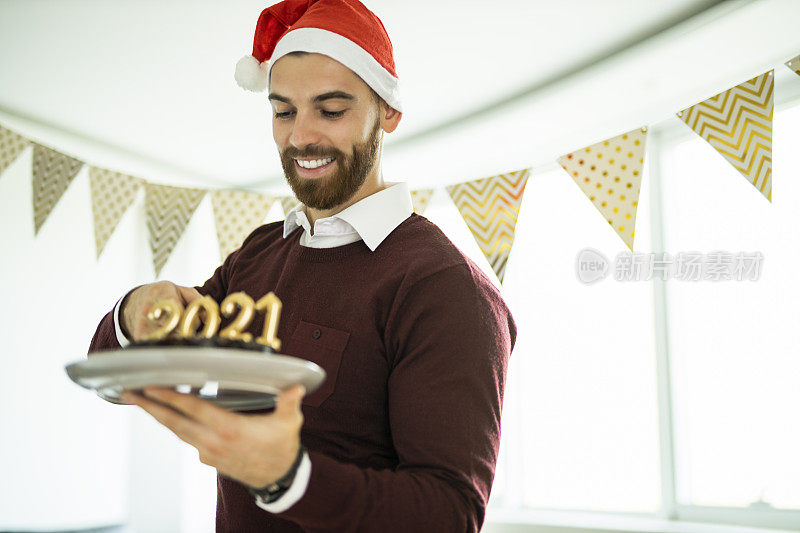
120, 384, 306, 489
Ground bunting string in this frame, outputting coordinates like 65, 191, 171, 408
0, 51, 796, 280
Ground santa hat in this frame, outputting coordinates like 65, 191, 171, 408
234, 0, 403, 113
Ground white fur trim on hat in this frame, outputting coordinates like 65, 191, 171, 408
235, 54, 270, 92
269, 28, 403, 113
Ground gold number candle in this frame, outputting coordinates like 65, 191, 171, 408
255, 291, 282, 351
178, 296, 222, 338
219, 292, 256, 342
140, 300, 184, 341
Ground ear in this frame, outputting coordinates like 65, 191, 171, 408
380, 102, 402, 134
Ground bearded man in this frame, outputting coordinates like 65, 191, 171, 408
88, 1, 517, 531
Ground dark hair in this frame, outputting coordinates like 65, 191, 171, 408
285, 51, 383, 108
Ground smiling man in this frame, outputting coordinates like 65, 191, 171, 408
87, 0, 517, 531
270, 53, 396, 218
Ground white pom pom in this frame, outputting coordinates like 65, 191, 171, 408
234, 54, 269, 92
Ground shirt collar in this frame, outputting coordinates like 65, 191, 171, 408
282, 182, 414, 252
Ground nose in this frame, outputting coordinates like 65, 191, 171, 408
289, 110, 322, 150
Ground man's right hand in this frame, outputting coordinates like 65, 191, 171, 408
121, 281, 202, 341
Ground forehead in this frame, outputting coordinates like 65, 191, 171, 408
269, 52, 367, 98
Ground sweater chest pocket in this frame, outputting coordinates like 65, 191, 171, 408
285, 320, 350, 407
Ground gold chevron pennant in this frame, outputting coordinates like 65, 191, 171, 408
445, 169, 529, 284
89, 167, 145, 259
410, 188, 435, 216
145, 183, 206, 277
785, 54, 800, 77
31, 143, 84, 235
0, 124, 31, 178
678, 71, 773, 201
279, 195, 302, 216
211, 189, 275, 261
558, 127, 647, 250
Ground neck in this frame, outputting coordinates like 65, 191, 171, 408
305, 169, 386, 229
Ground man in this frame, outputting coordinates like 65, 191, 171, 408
87, 1, 517, 531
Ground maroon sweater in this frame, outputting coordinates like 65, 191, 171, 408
88, 213, 517, 532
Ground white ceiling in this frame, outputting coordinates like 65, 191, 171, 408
1, 0, 799, 195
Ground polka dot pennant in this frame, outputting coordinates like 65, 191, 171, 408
410, 188, 435, 216
677, 71, 773, 202
0, 124, 30, 179
785, 53, 800, 77
557, 128, 647, 250
279, 195, 302, 216
211, 189, 276, 262
89, 167, 145, 259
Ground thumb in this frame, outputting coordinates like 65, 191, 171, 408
176, 285, 202, 305
275, 384, 306, 419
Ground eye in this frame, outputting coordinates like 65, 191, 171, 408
322, 110, 345, 118
274, 111, 294, 119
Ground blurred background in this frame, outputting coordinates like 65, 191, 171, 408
1, 0, 799, 532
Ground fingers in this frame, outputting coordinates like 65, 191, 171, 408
141, 387, 234, 432
125, 282, 204, 340
176, 285, 203, 305
274, 384, 306, 423
122, 390, 220, 451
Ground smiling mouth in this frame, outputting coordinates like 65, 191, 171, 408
294, 157, 336, 175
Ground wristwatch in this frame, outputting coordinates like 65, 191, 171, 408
248, 443, 306, 504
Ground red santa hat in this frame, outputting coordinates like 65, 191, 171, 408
234, 0, 403, 113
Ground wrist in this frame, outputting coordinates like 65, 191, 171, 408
248, 443, 305, 502
119, 285, 144, 340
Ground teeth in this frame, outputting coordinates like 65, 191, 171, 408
296, 157, 334, 169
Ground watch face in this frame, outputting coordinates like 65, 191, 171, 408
257, 487, 289, 504
251, 484, 286, 499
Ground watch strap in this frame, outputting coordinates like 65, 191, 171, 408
249, 443, 306, 503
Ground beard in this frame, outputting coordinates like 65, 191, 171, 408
280, 115, 382, 210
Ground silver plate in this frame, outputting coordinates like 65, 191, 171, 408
65, 346, 326, 411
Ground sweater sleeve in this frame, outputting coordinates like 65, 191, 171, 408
85, 225, 257, 357
87, 295, 126, 355
270, 262, 517, 532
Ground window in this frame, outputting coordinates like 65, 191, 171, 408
447, 93, 800, 532
660, 102, 800, 513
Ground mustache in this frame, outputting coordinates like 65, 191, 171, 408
282, 147, 342, 159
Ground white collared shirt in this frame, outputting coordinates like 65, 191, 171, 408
282, 181, 414, 251
111, 181, 414, 512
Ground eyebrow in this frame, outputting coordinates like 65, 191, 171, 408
268, 90, 356, 105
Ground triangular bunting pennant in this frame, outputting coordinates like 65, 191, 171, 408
445, 169, 529, 284
211, 189, 275, 261
279, 195, 302, 216
89, 167, 145, 259
31, 143, 84, 235
410, 188, 435, 215
0, 124, 31, 178
558, 128, 647, 250
145, 183, 206, 277
677, 70, 773, 201
785, 54, 800, 77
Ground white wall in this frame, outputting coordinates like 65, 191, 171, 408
0, 146, 288, 531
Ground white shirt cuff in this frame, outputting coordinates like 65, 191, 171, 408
113, 293, 131, 347
254, 450, 311, 513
